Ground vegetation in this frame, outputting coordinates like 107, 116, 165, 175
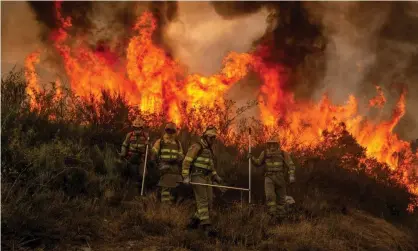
2, 70, 418, 251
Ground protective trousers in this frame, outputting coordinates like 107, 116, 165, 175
160, 187, 175, 203
124, 154, 146, 200
157, 166, 183, 204
191, 174, 213, 226
265, 173, 287, 218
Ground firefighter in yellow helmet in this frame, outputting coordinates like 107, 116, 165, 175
150, 122, 184, 204
248, 137, 296, 222
120, 116, 150, 198
182, 125, 223, 235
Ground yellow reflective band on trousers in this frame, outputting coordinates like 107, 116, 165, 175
192, 175, 213, 225
265, 175, 287, 217
185, 156, 194, 162
197, 204, 210, 221
161, 187, 175, 203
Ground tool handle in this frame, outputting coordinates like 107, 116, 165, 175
140, 137, 150, 196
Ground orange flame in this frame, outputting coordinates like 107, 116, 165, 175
23, 7, 417, 210
24, 51, 41, 109
369, 85, 386, 108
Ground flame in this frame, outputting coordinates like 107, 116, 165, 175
23, 6, 417, 210
126, 11, 181, 115
369, 85, 386, 108
24, 51, 41, 109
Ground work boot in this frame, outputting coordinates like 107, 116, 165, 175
274, 214, 285, 225
201, 224, 217, 237
267, 213, 284, 225
187, 217, 200, 230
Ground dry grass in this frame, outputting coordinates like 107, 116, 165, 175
2, 70, 418, 251
66, 200, 417, 251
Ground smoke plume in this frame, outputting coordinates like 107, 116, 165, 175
2, 1, 417, 140
209, 1, 418, 140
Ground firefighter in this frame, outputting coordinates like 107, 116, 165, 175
248, 137, 296, 222
150, 122, 184, 204
182, 126, 223, 235
120, 116, 150, 198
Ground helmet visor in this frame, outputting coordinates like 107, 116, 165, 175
165, 128, 176, 134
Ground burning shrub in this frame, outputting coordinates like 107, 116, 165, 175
2, 69, 418, 250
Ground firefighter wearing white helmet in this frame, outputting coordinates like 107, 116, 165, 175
120, 116, 150, 198
150, 122, 184, 204
182, 125, 223, 236
248, 136, 296, 222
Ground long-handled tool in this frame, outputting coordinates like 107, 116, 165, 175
178, 181, 249, 191
248, 127, 252, 204
140, 137, 150, 196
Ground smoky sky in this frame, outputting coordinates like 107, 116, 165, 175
212, 1, 418, 139
2, 1, 418, 140
211, 2, 327, 98
26, 1, 178, 55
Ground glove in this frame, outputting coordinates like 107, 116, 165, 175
177, 155, 185, 163
183, 176, 191, 185
147, 160, 156, 169
289, 175, 295, 184
214, 182, 227, 193
213, 174, 222, 184
168, 159, 177, 164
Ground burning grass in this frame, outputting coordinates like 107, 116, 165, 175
2, 70, 418, 250
22, 6, 418, 211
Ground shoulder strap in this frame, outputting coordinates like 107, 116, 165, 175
158, 137, 164, 157
197, 141, 216, 165
196, 141, 203, 157
281, 150, 291, 168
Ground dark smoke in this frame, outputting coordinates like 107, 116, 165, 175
148, 1, 179, 56
28, 1, 94, 42
211, 1, 418, 139
26, 1, 178, 56
360, 2, 418, 140
212, 2, 325, 67
211, 2, 264, 19
211, 2, 326, 99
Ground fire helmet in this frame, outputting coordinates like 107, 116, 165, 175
203, 125, 217, 137
165, 122, 177, 133
267, 137, 279, 144
132, 116, 144, 128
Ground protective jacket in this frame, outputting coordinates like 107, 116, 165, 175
182, 138, 218, 178
152, 133, 184, 170
121, 130, 149, 161
252, 148, 295, 177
